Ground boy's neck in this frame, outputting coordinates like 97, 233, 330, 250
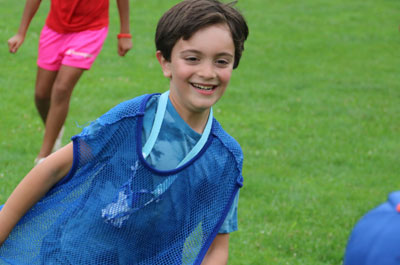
168, 97, 210, 134
181, 110, 210, 134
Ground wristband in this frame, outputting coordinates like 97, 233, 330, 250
117, 33, 132, 39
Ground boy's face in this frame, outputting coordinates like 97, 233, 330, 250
157, 23, 235, 121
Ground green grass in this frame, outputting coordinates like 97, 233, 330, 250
1, 0, 400, 264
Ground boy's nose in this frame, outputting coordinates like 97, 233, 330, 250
198, 63, 216, 79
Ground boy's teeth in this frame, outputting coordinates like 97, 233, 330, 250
192, 83, 213, 90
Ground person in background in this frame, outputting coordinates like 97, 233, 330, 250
8, 0, 133, 165
344, 191, 400, 265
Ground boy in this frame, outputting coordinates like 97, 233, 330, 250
0, 0, 248, 264
8, 0, 133, 164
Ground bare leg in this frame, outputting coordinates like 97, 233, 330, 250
37, 65, 85, 159
34, 67, 58, 123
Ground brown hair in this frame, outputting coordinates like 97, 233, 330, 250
155, 0, 249, 69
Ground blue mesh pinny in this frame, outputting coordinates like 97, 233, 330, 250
0, 92, 244, 265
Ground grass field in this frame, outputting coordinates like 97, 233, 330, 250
1, 0, 400, 264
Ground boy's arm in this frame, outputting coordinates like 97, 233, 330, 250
201, 234, 230, 265
8, 0, 42, 53
116, 0, 133, 56
0, 143, 73, 246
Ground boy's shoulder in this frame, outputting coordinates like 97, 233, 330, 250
211, 118, 243, 162
78, 94, 152, 138
96, 93, 155, 126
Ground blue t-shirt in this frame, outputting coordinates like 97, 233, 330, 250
142, 95, 238, 233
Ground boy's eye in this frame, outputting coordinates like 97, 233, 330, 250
215, 59, 230, 67
185, 56, 199, 62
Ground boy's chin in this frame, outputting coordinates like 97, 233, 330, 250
192, 100, 217, 113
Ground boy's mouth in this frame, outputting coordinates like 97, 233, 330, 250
191, 83, 216, 91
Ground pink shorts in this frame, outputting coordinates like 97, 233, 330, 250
37, 25, 108, 71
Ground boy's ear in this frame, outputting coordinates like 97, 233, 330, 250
156, 51, 172, 78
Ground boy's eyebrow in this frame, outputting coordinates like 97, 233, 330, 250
180, 49, 234, 58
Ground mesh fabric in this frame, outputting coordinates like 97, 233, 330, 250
0, 94, 243, 265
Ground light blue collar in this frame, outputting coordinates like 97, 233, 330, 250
142, 90, 213, 168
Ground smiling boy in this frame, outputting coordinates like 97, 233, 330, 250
0, 0, 248, 264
